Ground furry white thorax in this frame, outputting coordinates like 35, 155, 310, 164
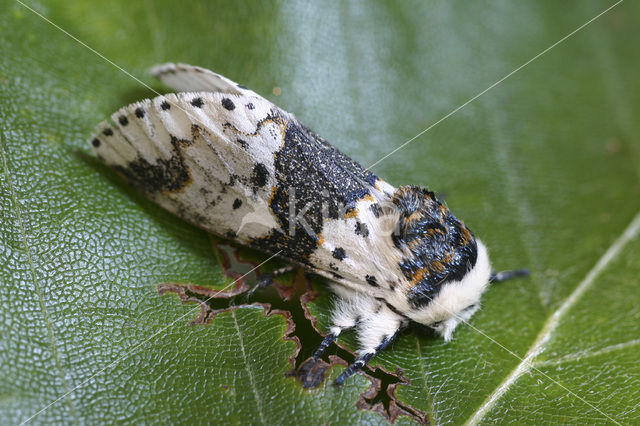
407, 239, 491, 341
329, 284, 406, 353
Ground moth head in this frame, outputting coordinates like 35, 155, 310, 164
390, 186, 491, 340
411, 239, 491, 341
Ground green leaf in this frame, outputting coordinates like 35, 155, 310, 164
1, 0, 639, 425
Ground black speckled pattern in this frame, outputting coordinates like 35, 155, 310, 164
249, 116, 380, 262
115, 134, 194, 194
391, 186, 478, 307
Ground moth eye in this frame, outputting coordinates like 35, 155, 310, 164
430, 320, 443, 328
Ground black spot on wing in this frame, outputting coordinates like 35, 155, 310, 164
135, 107, 145, 118
251, 163, 269, 188
191, 97, 204, 108
161, 101, 171, 110
332, 247, 346, 260
221, 98, 235, 110
102, 128, 113, 136
232, 198, 242, 209
118, 116, 129, 126
91, 138, 100, 148
355, 221, 369, 237
365, 275, 379, 287
370, 203, 383, 218
114, 134, 193, 194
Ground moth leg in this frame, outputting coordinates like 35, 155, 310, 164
310, 285, 366, 361
256, 265, 297, 288
247, 265, 296, 299
334, 300, 407, 385
317, 285, 407, 384
312, 330, 339, 360
334, 327, 402, 386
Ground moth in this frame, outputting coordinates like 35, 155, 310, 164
90, 63, 526, 385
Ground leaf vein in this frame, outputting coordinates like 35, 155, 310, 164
230, 308, 267, 426
0, 132, 79, 424
415, 335, 436, 424
535, 339, 640, 367
465, 210, 640, 425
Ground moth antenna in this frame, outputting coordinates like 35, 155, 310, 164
490, 268, 530, 283
334, 329, 400, 386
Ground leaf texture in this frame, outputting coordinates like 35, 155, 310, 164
1, 0, 639, 424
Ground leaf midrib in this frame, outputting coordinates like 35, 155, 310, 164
230, 308, 267, 426
0, 131, 79, 424
465, 211, 640, 425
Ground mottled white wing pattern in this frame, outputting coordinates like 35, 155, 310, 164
92, 64, 403, 294
92, 85, 285, 243
151, 62, 251, 95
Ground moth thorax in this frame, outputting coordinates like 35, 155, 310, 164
391, 185, 478, 307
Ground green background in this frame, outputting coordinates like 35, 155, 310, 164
1, 0, 639, 424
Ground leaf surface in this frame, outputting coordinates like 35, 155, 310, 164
1, 0, 639, 424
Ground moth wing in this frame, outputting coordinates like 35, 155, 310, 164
151, 63, 257, 96
233, 112, 403, 299
90, 89, 283, 243
93, 64, 407, 305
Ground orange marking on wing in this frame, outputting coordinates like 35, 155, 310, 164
344, 208, 359, 219
459, 224, 472, 245
410, 268, 427, 286
267, 186, 278, 205
408, 239, 421, 250
429, 260, 445, 273
404, 211, 423, 225
427, 227, 445, 237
